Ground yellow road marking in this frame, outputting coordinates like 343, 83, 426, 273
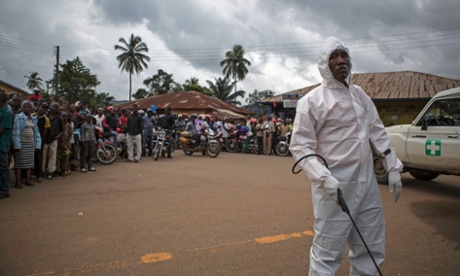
255, 230, 315, 244
141, 252, 173, 263
30, 230, 313, 275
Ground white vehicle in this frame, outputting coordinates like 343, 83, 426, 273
375, 86, 460, 183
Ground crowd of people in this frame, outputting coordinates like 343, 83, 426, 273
0, 89, 293, 200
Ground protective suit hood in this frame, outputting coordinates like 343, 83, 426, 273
318, 37, 352, 86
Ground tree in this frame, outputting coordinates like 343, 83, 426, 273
24, 71, 43, 90
206, 77, 245, 106
246, 89, 275, 104
49, 57, 100, 105
132, 88, 152, 99
245, 89, 275, 115
182, 77, 211, 96
95, 92, 115, 107
114, 34, 150, 101
143, 69, 175, 95
220, 44, 251, 92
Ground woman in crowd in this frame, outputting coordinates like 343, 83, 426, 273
12, 100, 41, 188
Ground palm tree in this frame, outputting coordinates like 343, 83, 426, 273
24, 72, 43, 90
219, 44, 251, 92
206, 77, 245, 106
114, 34, 150, 101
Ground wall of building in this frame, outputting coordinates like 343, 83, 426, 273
375, 100, 428, 126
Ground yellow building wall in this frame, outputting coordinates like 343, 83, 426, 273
375, 101, 428, 126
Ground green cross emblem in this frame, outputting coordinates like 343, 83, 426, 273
426, 140, 441, 156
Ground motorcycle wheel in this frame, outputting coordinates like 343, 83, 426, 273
275, 142, 290, 157
183, 149, 194, 155
226, 140, 238, 153
154, 143, 162, 161
96, 144, 117, 165
206, 142, 221, 158
170, 139, 177, 153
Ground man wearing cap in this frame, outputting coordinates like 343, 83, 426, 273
125, 104, 143, 163
29, 87, 42, 103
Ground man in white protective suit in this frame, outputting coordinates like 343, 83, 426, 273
289, 37, 403, 275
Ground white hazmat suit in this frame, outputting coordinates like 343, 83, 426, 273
289, 37, 403, 275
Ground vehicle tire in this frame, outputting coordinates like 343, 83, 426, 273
183, 149, 194, 155
374, 159, 388, 184
96, 144, 117, 165
275, 142, 290, 157
206, 142, 221, 158
226, 140, 238, 153
170, 139, 177, 153
154, 143, 161, 161
409, 171, 439, 181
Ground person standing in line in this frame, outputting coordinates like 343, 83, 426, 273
289, 37, 403, 275
0, 90, 14, 199
255, 118, 264, 154
42, 102, 64, 180
142, 109, 155, 157
262, 116, 271, 155
12, 100, 42, 188
33, 102, 50, 182
79, 114, 96, 172
125, 104, 143, 163
162, 106, 175, 158
58, 112, 73, 176
94, 107, 105, 128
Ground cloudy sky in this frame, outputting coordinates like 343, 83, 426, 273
1, 0, 459, 102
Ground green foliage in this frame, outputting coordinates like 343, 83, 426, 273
220, 44, 251, 92
114, 34, 150, 101
246, 89, 275, 104
24, 71, 43, 90
182, 77, 211, 96
143, 69, 176, 95
95, 92, 115, 106
133, 88, 153, 99
206, 77, 245, 106
50, 57, 100, 105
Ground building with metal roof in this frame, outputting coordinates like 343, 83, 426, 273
261, 71, 460, 125
117, 91, 254, 119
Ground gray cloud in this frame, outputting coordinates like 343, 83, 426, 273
1, 0, 459, 100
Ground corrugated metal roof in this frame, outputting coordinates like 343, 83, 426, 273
117, 91, 253, 116
261, 71, 460, 103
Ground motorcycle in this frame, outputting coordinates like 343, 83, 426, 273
226, 130, 259, 154
152, 128, 176, 161
94, 126, 118, 164
275, 132, 291, 157
179, 128, 221, 158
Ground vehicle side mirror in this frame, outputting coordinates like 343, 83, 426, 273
421, 118, 428, 131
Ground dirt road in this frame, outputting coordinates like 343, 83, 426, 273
0, 152, 459, 275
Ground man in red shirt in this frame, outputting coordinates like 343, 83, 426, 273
29, 88, 42, 105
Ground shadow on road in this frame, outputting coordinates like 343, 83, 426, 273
402, 177, 460, 200
410, 200, 460, 250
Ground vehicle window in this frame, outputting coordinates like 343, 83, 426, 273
416, 98, 460, 126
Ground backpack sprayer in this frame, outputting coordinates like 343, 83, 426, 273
292, 153, 384, 276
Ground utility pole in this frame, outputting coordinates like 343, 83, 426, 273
55, 46, 60, 96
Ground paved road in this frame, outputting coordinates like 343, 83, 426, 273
0, 152, 459, 275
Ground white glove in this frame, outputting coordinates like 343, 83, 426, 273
388, 170, 402, 202
323, 176, 340, 205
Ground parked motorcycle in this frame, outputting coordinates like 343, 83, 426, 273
226, 130, 259, 154
275, 132, 291, 157
179, 129, 221, 158
94, 126, 118, 164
